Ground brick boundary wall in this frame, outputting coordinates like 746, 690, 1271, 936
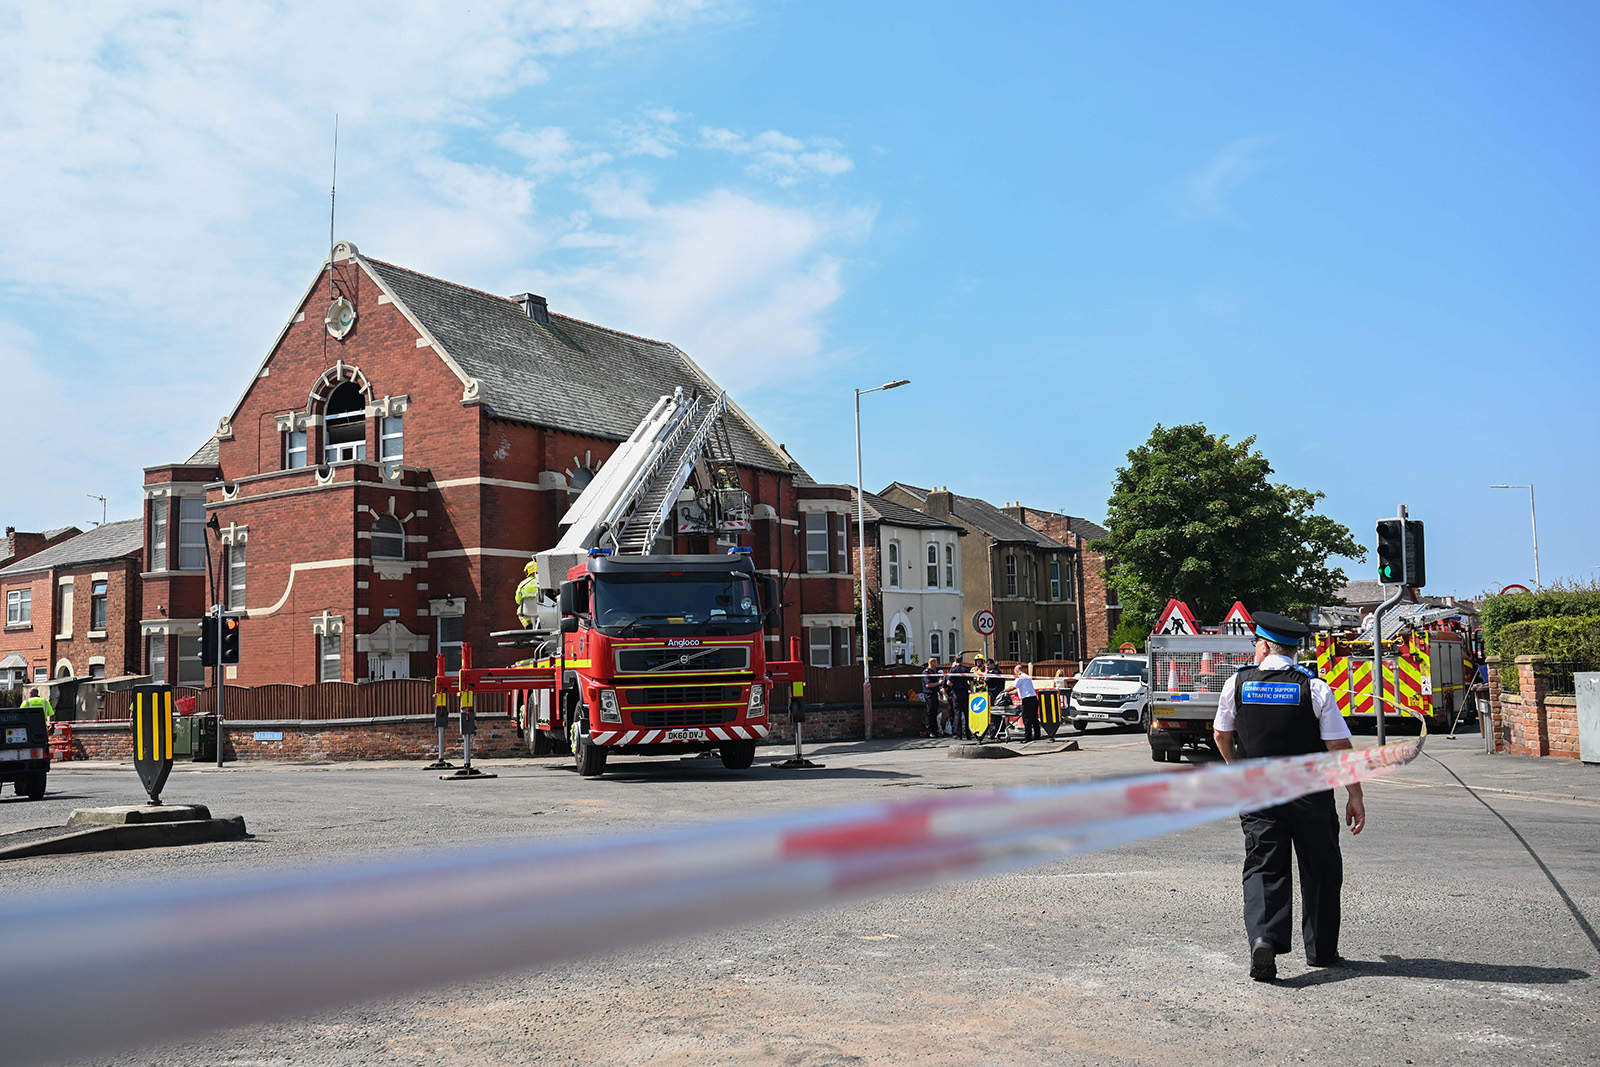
61, 715, 528, 763
1487, 655, 1581, 759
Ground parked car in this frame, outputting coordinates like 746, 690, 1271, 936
1068, 655, 1149, 731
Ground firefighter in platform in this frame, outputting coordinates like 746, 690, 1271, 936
1213, 611, 1366, 982
514, 560, 540, 628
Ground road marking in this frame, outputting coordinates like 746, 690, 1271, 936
1375, 776, 1600, 808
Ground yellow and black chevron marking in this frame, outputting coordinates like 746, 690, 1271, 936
132, 687, 174, 762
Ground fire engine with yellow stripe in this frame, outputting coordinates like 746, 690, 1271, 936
1313, 607, 1477, 732
436, 388, 804, 777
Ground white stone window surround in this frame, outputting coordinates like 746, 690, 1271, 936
55, 576, 73, 640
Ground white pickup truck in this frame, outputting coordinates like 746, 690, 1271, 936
1146, 633, 1256, 763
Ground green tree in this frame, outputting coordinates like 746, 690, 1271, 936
1092, 424, 1363, 629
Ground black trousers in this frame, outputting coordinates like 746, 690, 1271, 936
950, 690, 971, 737
1020, 695, 1040, 741
924, 698, 941, 735
1240, 790, 1343, 961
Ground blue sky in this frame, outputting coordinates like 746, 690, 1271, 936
1, 1, 1594, 601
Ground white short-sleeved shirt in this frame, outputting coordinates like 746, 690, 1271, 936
1012, 673, 1037, 699
1214, 654, 1350, 741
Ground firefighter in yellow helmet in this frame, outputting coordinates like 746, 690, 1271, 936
515, 559, 540, 628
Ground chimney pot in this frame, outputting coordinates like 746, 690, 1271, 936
512, 292, 550, 326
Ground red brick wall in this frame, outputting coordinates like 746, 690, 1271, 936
52, 558, 142, 678
64, 715, 528, 762
1488, 656, 1581, 759
0, 570, 54, 683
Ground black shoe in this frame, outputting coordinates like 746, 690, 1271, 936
1306, 955, 1346, 968
1249, 938, 1277, 982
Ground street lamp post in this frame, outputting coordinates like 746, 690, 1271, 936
1490, 484, 1540, 588
855, 379, 910, 741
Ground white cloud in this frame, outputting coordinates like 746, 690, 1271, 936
1176, 136, 1272, 219
0, 0, 873, 529
698, 126, 854, 186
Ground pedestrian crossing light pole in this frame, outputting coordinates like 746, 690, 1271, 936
855, 378, 910, 742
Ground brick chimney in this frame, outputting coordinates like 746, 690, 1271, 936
512, 292, 550, 326
924, 486, 954, 518
1002, 502, 1027, 524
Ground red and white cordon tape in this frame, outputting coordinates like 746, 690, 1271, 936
3, 732, 1421, 1067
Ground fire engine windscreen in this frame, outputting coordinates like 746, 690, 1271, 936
1083, 658, 1149, 681
593, 571, 761, 635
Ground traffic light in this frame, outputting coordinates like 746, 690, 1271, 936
1376, 519, 1426, 588
220, 614, 242, 665
200, 620, 218, 667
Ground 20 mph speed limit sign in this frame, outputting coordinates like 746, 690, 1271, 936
972, 609, 996, 636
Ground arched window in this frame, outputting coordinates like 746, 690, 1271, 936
945, 544, 955, 588
927, 544, 939, 587
567, 466, 595, 506
887, 542, 900, 587
949, 629, 958, 655
929, 630, 941, 658
372, 514, 404, 560
892, 622, 908, 664
324, 381, 367, 462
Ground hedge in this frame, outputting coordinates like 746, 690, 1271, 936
1480, 589, 1600, 657
1495, 614, 1600, 694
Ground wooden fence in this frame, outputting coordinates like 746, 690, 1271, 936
98, 681, 509, 722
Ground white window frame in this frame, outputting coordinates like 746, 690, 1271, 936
176, 635, 204, 685
379, 415, 404, 469
929, 630, 941, 658
286, 430, 308, 469
150, 499, 168, 571
32, 665, 46, 683
1054, 629, 1066, 659
1008, 630, 1020, 658
805, 513, 829, 574
1005, 554, 1017, 596
438, 615, 464, 674
372, 514, 405, 560
835, 513, 848, 574
809, 625, 832, 668
926, 544, 939, 588
56, 580, 73, 639
945, 544, 955, 589
90, 579, 108, 631
949, 629, 959, 656
6, 589, 30, 625
228, 542, 247, 610
887, 542, 900, 588
320, 632, 342, 682
834, 626, 852, 668
148, 634, 167, 682
1049, 558, 1061, 602
178, 497, 207, 571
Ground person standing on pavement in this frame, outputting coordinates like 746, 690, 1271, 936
1212, 611, 1366, 983
921, 658, 943, 738
1007, 664, 1040, 742
947, 655, 973, 739
21, 688, 55, 732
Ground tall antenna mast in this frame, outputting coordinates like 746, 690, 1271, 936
329, 114, 339, 298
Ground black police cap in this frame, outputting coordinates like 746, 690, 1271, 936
1252, 611, 1311, 646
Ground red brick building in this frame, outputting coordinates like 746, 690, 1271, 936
140, 241, 850, 685
0, 520, 144, 689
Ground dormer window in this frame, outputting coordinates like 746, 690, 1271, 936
324, 382, 367, 462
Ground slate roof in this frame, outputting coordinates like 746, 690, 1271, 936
884, 483, 1066, 548
363, 258, 800, 476
852, 490, 965, 532
185, 437, 220, 466
0, 519, 144, 578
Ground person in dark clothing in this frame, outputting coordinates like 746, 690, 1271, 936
946, 655, 972, 739
1213, 611, 1366, 982
1007, 664, 1040, 742
921, 659, 943, 738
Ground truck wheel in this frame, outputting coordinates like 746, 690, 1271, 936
573, 722, 607, 778
22, 773, 46, 799
528, 728, 552, 756
1139, 707, 1152, 735
1149, 745, 1166, 763
719, 741, 756, 770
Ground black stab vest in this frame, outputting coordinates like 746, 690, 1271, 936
1232, 665, 1323, 760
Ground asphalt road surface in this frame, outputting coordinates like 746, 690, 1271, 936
3, 725, 1597, 1067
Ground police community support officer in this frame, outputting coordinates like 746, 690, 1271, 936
921, 658, 943, 738
1212, 611, 1366, 982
